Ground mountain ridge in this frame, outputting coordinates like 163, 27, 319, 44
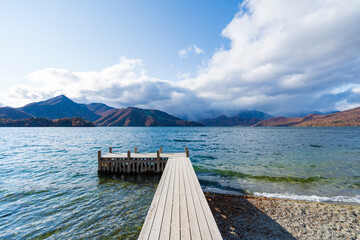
86, 103, 114, 116
0, 107, 34, 120
199, 110, 273, 126
254, 107, 360, 127
95, 107, 203, 126
2, 95, 359, 127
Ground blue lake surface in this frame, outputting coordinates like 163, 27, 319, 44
0, 127, 360, 239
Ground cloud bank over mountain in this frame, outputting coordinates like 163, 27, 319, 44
184, 0, 360, 114
2, 57, 209, 119
1, 0, 360, 119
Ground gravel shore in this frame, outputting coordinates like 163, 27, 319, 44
205, 192, 360, 240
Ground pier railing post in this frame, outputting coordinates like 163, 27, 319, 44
97, 149, 192, 174
98, 150, 102, 172
157, 150, 160, 172
127, 151, 131, 173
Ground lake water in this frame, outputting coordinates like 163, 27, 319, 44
1, 127, 359, 239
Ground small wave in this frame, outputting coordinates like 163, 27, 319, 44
173, 139, 204, 142
173, 139, 191, 142
310, 144, 324, 148
272, 152, 284, 156
193, 155, 217, 160
254, 192, 360, 203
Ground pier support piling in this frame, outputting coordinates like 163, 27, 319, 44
127, 151, 131, 172
98, 151, 102, 171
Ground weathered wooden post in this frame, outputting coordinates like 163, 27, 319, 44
159, 147, 163, 153
109, 147, 112, 153
134, 148, 138, 172
185, 147, 189, 157
157, 150, 160, 172
127, 150, 131, 173
98, 150, 102, 172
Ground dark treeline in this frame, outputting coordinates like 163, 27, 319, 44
0, 117, 94, 127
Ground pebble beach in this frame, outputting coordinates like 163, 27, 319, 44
205, 192, 360, 240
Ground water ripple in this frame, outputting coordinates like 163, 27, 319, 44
0, 127, 359, 238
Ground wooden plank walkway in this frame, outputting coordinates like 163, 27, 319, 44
138, 156, 223, 240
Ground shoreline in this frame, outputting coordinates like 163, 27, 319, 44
205, 192, 360, 240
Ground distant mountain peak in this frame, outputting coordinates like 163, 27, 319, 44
54, 94, 67, 99
41, 95, 73, 105
19, 95, 100, 121
21, 94, 74, 107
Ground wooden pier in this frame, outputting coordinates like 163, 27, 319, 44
98, 148, 223, 240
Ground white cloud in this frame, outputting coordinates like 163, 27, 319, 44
178, 45, 204, 59
1, 57, 171, 106
352, 87, 360, 94
178, 48, 189, 59
181, 0, 360, 114
335, 99, 360, 111
193, 45, 204, 55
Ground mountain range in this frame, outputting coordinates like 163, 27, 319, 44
0, 95, 202, 127
0, 95, 359, 127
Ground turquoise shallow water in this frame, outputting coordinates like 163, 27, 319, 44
0, 127, 360, 239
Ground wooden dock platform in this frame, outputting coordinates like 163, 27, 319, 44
98, 148, 222, 240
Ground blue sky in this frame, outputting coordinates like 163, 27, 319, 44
0, 0, 238, 90
1, 0, 360, 120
